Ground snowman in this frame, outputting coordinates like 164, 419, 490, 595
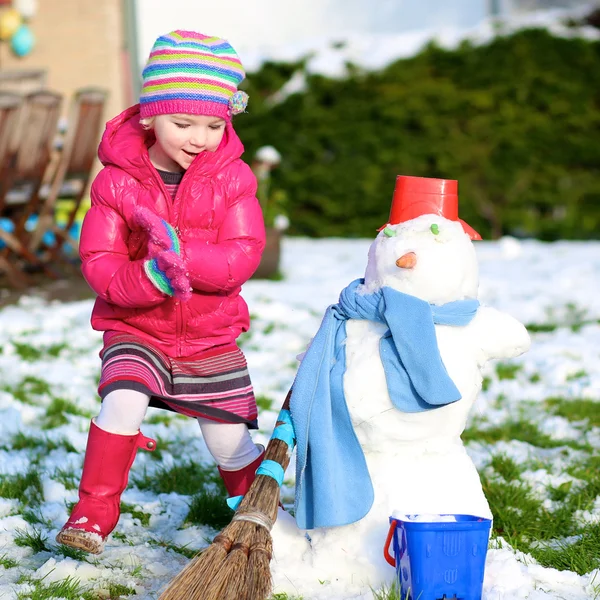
270, 176, 531, 599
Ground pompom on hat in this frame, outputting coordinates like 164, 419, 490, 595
139, 30, 248, 121
380, 175, 482, 240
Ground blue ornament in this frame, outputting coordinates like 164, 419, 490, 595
11, 24, 35, 57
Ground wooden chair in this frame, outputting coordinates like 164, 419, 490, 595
0, 90, 63, 281
0, 92, 27, 286
0, 92, 22, 165
29, 87, 108, 263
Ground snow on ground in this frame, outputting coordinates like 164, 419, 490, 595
0, 236, 599, 599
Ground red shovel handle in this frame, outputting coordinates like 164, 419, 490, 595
383, 520, 397, 567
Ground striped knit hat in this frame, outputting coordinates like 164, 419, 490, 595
140, 30, 248, 121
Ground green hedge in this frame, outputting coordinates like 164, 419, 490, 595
236, 28, 600, 240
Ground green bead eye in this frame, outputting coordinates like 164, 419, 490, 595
430, 224, 439, 235
383, 226, 396, 237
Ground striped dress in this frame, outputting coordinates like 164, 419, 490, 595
97, 169, 258, 428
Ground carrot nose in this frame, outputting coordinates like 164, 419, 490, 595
396, 252, 417, 269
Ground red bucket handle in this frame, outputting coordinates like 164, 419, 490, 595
383, 519, 397, 567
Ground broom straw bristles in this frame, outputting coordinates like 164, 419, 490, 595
159, 394, 294, 600
157, 541, 228, 600
247, 526, 274, 600
203, 543, 250, 600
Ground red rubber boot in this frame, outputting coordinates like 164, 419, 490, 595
217, 448, 265, 499
56, 420, 156, 554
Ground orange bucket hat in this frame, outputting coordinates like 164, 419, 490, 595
380, 175, 481, 240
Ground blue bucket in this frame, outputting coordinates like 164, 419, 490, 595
384, 515, 491, 600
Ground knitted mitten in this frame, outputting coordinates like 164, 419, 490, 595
134, 206, 192, 301
143, 252, 192, 301
134, 205, 180, 254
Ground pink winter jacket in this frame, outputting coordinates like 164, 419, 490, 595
80, 105, 265, 358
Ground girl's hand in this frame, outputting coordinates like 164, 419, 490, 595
144, 251, 192, 301
133, 205, 181, 255
133, 206, 192, 301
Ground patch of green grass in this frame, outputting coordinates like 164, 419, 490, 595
256, 394, 274, 411
490, 454, 524, 482
0, 470, 43, 505
529, 372, 541, 383
237, 330, 252, 348
483, 461, 600, 576
495, 362, 523, 380
105, 582, 137, 598
132, 461, 222, 496
42, 397, 93, 430
53, 467, 78, 490
10, 341, 71, 362
546, 398, 600, 427
54, 544, 90, 561
151, 540, 199, 559
526, 322, 557, 333
120, 502, 151, 527
21, 509, 52, 527
0, 553, 18, 568
2, 376, 52, 405
6, 432, 76, 454
47, 342, 68, 357
14, 527, 49, 553
547, 481, 573, 503
532, 524, 600, 575
146, 412, 176, 425
144, 435, 174, 462
483, 476, 548, 546
564, 302, 589, 332
12, 342, 43, 361
266, 269, 285, 281
463, 419, 572, 449
372, 580, 405, 599
566, 455, 600, 513
566, 370, 588, 382
16, 576, 94, 600
536, 303, 594, 333
492, 393, 507, 409
271, 594, 304, 600
185, 490, 231, 529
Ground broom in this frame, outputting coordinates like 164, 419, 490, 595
159, 390, 295, 600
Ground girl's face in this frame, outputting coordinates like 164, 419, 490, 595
148, 114, 226, 172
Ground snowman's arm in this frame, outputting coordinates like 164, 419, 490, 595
471, 306, 531, 361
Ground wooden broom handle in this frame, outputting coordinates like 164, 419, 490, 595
261, 389, 293, 470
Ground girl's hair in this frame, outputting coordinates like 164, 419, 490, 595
139, 116, 155, 131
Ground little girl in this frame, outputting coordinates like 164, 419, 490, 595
56, 31, 266, 554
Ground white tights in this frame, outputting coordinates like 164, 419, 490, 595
95, 389, 261, 470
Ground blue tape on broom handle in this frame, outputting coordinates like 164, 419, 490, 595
277, 409, 292, 426
256, 459, 285, 487
227, 495, 243, 510
272, 423, 296, 448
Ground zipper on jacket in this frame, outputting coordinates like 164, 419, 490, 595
143, 154, 191, 356
171, 166, 194, 357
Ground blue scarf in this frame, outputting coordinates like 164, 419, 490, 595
290, 279, 479, 530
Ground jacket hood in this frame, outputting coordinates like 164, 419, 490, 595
97, 104, 245, 184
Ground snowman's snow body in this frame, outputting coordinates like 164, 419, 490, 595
271, 214, 531, 598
